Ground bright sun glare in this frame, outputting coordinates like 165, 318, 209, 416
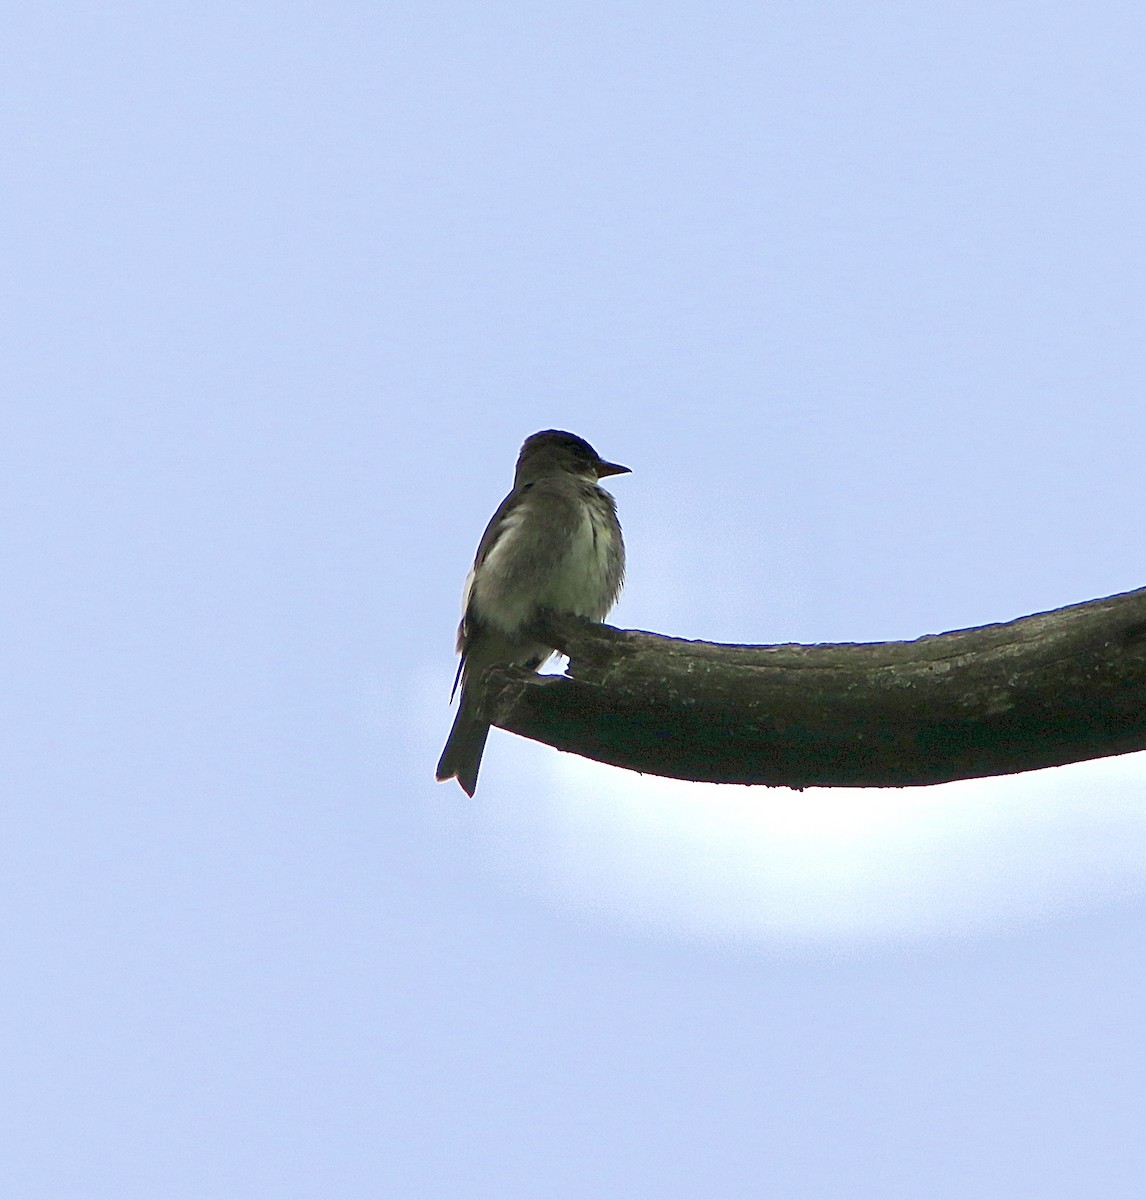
481, 746, 1146, 950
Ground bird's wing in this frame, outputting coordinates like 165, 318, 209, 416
472, 485, 530, 570
452, 485, 527, 684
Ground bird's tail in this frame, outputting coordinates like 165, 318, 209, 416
435, 697, 490, 797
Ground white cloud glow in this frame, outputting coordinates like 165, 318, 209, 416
483, 746, 1146, 950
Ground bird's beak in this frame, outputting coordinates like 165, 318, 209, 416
596, 460, 631, 478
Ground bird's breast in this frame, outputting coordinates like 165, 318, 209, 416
541, 502, 620, 618
470, 489, 623, 634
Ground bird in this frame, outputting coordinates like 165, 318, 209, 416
436, 430, 630, 795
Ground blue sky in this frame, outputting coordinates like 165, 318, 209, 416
5, 3, 1146, 1195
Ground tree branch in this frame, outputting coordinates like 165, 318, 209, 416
477, 587, 1146, 788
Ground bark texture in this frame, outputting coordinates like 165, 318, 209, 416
477, 587, 1146, 788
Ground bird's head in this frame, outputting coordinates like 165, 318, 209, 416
514, 430, 630, 486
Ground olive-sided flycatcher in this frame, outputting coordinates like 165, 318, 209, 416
436, 430, 630, 795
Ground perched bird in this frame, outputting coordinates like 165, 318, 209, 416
436, 430, 630, 795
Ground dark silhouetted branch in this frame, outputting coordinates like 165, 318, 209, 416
477, 587, 1146, 788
